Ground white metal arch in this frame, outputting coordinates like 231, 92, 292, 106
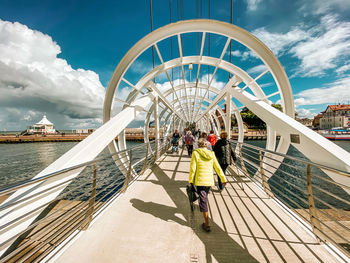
103, 19, 350, 187
2, 20, 319, 254
103, 19, 295, 155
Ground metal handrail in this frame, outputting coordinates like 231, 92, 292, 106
0, 142, 151, 196
230, 140, 350, 258
232, 140, 350, 177
0, 137, 172, 262
240, 150, 350, 250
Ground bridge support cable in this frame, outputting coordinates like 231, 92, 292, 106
152, 44, 188, 122
177, 34, 191, 122
192, 32, 206, 122
9, 19, 350, 259
192, 36, 232, 120
101, 18, 350, 198
147, 81, 184, 122
195, 75, 241, 122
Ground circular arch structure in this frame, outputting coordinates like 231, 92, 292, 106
101, 19, 350, 188
3, 20, 350, 254
104, 19, 295, 158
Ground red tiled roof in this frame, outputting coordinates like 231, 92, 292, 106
328, 104, 350, 111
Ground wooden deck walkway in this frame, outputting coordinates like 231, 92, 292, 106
54, 148, 341, 263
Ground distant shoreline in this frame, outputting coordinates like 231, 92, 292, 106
0, 130, 270, 143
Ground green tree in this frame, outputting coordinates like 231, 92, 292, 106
240, 104, 283, 129
271, 104, 282, 112
240, 107, 265, 128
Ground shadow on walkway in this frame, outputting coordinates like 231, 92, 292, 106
131, 157, 259, 263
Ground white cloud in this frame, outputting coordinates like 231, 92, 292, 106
336, 64, 350, 75
229, 50, 252, 60
299, 0, 350, 15
294, 76, 350, 106
0, 20, 105, 130
129, 60, 153, 75
296, 108, 317, 119
199, 74, 226, 90
245, 0, 262, 11
252, 27, 309, 56
291, 15, 350, 77
252, 14, 350, 77
260, 82, 274, 88
247, 64, 267, 75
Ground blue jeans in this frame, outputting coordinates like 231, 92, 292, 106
218, 164, 228, 190
172, 145, 178, 152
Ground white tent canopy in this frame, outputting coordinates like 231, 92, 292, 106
35, 115, 53, 126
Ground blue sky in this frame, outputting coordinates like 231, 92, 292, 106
0, 0, 349, 130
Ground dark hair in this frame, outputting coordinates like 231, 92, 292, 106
220, 131, 228, 139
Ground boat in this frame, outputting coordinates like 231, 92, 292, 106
321, 127, 350, 140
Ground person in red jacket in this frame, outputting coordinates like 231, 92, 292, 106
207, 130, 217, 147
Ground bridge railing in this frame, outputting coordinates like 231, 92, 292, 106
0, 137, 171, 262
230, 140, 350, 258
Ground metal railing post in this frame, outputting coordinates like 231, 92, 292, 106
238, 143, 249, 177
259, 150, 272, 197
121, 150, 133, 193
140, 142, 150, 175
80, 162, 97, 230
155, 139, 159, 160
307, 164, 322, 239
151, 142, 156, 165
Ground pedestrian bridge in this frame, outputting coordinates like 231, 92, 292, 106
53, 148, 343, 263
2, 143, 348, 262
1, 20, 350, 262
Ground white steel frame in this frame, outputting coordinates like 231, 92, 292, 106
2, 19, 350, 256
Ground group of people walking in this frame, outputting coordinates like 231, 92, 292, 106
171, 128, 236, 232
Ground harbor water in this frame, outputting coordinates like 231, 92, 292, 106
0, 140, 349, 207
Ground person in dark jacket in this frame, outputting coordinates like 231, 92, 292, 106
213, 131, 236, 190
171, 130, 180, 153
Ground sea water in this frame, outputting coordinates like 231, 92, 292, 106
0, 141, 141, 189
0, 140, 349, 206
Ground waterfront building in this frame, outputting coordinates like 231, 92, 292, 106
312, 114, 322, 128
27, 115, 56, 134
319, 104, 350, 129
73, 129, 95, 134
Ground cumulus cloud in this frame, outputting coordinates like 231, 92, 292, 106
0, 20, 105, 130
247, 64, 267, 75
296, 108, 317, 119
294, 76, 350, 106
252, 14, 350, 77
291, 15, 350, 77
245, 0, 262, 11
229, 50, 253, 60
336, 64, 350, 75
129, 60, 153, 75
252, 27, 309, 57
299, 0, 350, 15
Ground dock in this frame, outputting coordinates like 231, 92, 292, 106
0, 134, 155, 143
53, 148, 340, 263
0, 130, 269, 143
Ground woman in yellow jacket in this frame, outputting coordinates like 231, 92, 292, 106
189, 138, 227, 232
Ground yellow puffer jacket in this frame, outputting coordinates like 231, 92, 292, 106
189, 148, 227, 186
